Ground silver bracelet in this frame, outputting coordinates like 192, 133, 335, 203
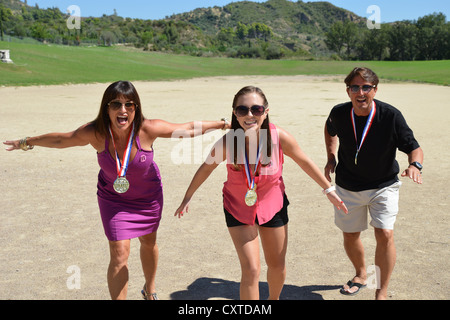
323, 186, 336, 195
221, 118, 230, 130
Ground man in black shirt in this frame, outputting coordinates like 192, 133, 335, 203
324, 67, 423, 300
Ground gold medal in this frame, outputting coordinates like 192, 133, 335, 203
243, 138, 263, 207
245, 188, 257, 207
113, 177, 130, 194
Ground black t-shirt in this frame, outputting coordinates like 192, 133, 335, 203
326, 99, 420, 191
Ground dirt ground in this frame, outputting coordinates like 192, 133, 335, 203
0, 75, 448, 300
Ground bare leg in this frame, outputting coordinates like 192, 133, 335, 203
139, 232, 159, 299
107, 239, 131, 300
374, 228, 396, 300
228, 225, 261, 300
259, 225, 288, 300
341, 232, 367, 294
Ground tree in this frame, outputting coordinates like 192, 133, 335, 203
164, 21, 179, 44
247, 23, 272, 41
387, 21, 418, 61
218, 27, 235, 43
416, 13, 449, 60
325, 21, 358, 59
236, 22, 248, 40
31, 22, 50, 41
416, 12, 446, 29
325, 22, 345, 56
355, 27, 388, 60
100, 30, 117, 46
139, 30, 153, 50
0, 4, 12, 41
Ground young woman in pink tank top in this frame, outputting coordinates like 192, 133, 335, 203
175, 86, 348, 300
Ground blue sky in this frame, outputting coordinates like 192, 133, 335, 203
29, 0, 449, 23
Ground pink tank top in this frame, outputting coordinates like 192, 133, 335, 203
222, 123, 285, 225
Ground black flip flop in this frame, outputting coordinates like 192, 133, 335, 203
340, 280, 367, 296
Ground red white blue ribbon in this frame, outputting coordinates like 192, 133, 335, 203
243, 138, 263, 190
351, 102, 376, 165
109, 122, 135, 177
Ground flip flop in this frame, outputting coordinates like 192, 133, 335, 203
340, 280, 367, 296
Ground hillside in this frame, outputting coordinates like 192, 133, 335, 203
0, 0, 23, 11
170, 0, 365, 55
1, 0, 448, 61
171, 0, 363, 37
0, 0, 365, 58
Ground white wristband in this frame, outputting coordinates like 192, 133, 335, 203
323, 186, 336, 195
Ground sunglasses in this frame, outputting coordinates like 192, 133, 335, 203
347, 85, 377, 94
234, 105, 266, 117
108, 101, 137, 111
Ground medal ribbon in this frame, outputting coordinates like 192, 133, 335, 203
109, 122, 135, 177
351, 102, 376, 165
244, 138, 263, 191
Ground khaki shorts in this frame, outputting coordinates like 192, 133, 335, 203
334, 181, 402, 232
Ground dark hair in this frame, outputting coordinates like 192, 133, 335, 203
344, 67, 379, 87
231, 86, 272, 167
92, 81, 144, 138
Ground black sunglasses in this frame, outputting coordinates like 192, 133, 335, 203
108, 101, 137, 111
347, 85, 377, 94
234, 105, 266, 117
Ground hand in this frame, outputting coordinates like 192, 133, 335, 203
324, 158, 337, 182
3, 140, 21, 151
327, 191, 348, 214
174, 199, 191, 219
401, 166, 423, 184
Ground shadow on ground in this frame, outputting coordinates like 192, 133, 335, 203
170, 277, 340, 300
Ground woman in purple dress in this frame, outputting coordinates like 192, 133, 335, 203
4, 81, 230, 300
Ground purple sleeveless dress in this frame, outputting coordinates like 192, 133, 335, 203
97, 136, 163, 241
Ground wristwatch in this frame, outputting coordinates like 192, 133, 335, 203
410, 161, 423, 172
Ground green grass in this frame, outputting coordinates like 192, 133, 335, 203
1, 41, 449, 86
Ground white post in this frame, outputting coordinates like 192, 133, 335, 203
0, 50, 13, 63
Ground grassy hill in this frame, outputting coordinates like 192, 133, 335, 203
1, 41, 448, 86
172, 0, 364, 36
170, 0, 365, 55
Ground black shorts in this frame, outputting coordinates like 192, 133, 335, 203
224, 194, 289, 228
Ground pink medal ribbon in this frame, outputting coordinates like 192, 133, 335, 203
351, 102, 376, 165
